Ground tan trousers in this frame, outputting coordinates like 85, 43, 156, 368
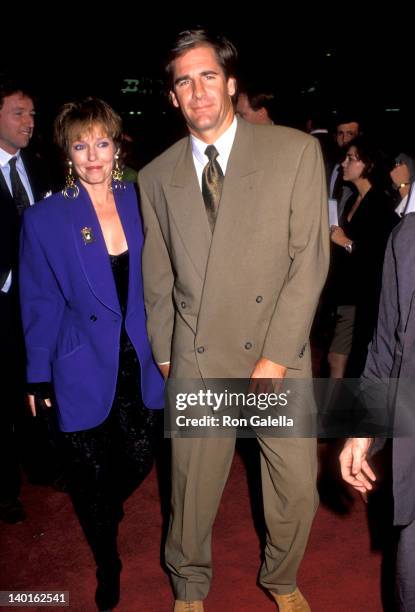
165, 436, 318, 600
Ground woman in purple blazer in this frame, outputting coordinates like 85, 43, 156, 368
19, 98, 164, 611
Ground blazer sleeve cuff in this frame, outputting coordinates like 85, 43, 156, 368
26, 347, 52, 382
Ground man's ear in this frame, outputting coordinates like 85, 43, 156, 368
227, 78, 236, 97
258, 108, 268, 121
169, 90, 179, 108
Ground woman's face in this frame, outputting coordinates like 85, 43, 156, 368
341, 145, 365, 183
69, 123, 116, 186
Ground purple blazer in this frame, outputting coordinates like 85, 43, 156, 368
19, 182, 164, 432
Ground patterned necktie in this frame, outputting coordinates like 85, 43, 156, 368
9, 157, 30, 215
202, 145, 224, 232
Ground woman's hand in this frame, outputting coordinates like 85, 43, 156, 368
27, 395, 52, 417
330, 225, 351, 247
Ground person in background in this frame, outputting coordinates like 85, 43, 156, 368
328, 136, 398, 378
236, 83, 276, 125
0, 78, 55, 524
19, 97, 164, 611
390, 152, 415, 216
340, 211, 415, 610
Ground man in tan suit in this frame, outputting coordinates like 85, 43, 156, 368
139, 29, 329, 612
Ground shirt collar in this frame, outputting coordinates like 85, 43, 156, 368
191, 116, 237, 170
0, 147, 21, 168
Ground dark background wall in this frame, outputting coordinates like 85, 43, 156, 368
2, 9, 414, 172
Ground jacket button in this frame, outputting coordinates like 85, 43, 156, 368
244, 342, 253, 350
197, 346, 205, 354
181, 301, 186, 309
256, 296, 263, 303
299, 343, 306, 358
90, 315, 97, 322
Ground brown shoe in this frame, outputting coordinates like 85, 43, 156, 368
174, 601, 204, 612
270, 588, 310, 611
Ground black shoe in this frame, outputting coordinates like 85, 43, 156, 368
0, 498, 26, 524
95, 558, 122, 611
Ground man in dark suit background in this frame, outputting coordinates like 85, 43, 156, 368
340, 214, 415, 610
0, 79, 55, 523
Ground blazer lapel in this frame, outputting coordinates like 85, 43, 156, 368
165, 138, 212, 281
71, 183, 121, 315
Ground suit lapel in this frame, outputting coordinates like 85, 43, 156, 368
165, 138, 212, 280
214, 118, 261, 236
21, 151, 49, 201
200, 120, 262, 303
71, 183, 120, 315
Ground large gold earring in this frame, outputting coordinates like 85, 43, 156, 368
62, 160, 79, 199
111, 151, 124, 190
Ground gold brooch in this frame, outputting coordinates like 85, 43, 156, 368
81, 227, 94, 244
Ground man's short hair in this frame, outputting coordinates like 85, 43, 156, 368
0, 77, 34, 109
165, 28, 238, 88
242, 85, 275, 115
333, 110, 362, 131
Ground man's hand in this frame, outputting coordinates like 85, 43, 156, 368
158, 363, 170, 380
339, 438, 376, 493
250, 357, 287, 393
27, 394, 52, 417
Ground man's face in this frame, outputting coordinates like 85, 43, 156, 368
236, 93, 256, 122
170, 45, 236, 142
335, 122, 359, 148
0, 93, 35, 154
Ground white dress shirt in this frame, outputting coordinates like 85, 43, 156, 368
190, 116, 238, 189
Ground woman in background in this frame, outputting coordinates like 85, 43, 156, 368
328, 135, 398, 378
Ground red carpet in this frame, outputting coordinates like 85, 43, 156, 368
0, 446, 382, 611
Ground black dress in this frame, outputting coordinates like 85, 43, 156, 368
61, 250, 160, 570
328, 188, 398, 375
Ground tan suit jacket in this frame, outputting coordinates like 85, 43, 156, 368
139, 118, 329, 379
